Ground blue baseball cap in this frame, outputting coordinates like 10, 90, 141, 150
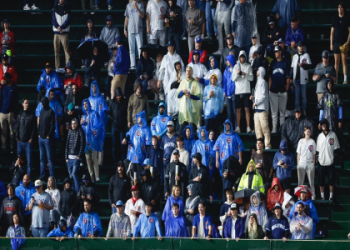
3, 19, 9, 24
114, 36, 121, 43
143, 158, 151, 166
195, 36, 202, 43
166, 41, 175, 47
116, 200, 124, 207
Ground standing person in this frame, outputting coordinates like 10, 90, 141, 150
285, 17, 305, 56
146, 0, 168, 46
171, 136, 190, 168
251, 138, 273, 185
83, 48, 104, 91
232, 50, 254, 133
245, 191, 268, 232
105, 200, 131, 239
223, 203, 245, 240
219, 34, 239, 70
264, 203, 289, 240
313, 50, 336, 102
37, 97, 56, 180
272, 0, 300, 30
187, 35, 208, 65
9, 156, 26, 188
15, 175, 35, 230
133, 202, 162, 238
37, 63, 63, 101
110, 37, 130, 99
165, 0, 183, 54
108, 87, 127, 164
59, 103, 79, 147
135, 49, 154, 94
64, 85, 83, 113
223, 54, 236, 127
151, 103, 171, 141
250, 67, 271, 149
124, 0, 144, 70
204, 56, 222, 87
161, 121, 179, 182
26, 180, 54, 237
290, 203, 313, 239
317, 119, 340, 201
0, 19, 16, 61
167, 61, 185, 117
58, 178, 78, 220
214, 0, 232, 54
63, 61, 83, 94
146, 136, 164, 178
186, 49, 208, 87
297, 126, 316, 200
266, 178, 284, 212
185, 0, 205, 53
268, 45, 291, 133
80, 19, 98, 44
45, 176, 61, 230
139, 169, 160, 215
162, 185, 184, 223
124, 185, 146, 234
78, 174, 100, 213
16, 98, 36, 177
127, 84, 150, 127
237, 160, 265, 193
191, 202, 212, 239
52, 0, 71, 72
100, 15, 120, 52
262, 14, 283, 56
182, 125, 196, 160
165, 203, 188, 237
273, 140, 295, 194
165, 150, 188, 199
330, 2, 350, 84
105, 48, 117, 100
65, 119, 86, 192
290, 41, 312, 114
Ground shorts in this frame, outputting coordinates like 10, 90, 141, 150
111, 74, 128, 94
235, 93, 251, 109
319, 163, 336, 186
333, 42, 341, 54
279, 177, 291, 190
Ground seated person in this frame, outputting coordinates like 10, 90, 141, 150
266, 178, 284, 211
223, 203, 245, 239
238, 160, 265, 193
135, 48, 154, 95
290, 203, 313, 239
246, 191, 268, 232
246, 213, 264, 239
47, 219, 74, 239
63, 61, 83, 96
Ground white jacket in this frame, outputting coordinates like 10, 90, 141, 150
124, 198, 146, 233
232, 51, 254, 95
253, 67, 269, 111
291, 52, 312, 84
159, 52, 184, 95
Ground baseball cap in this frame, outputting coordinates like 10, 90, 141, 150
86, 19, 93, 23
3, 19, 9, 24
131, 185, 139, 191
45, 62, 53, 68
322, 50, 329, 59
2, 53, 8, 60
269, 20, 275, 25
294, 107, 302, 113
193, 50, 200, 56
226, 34, 233, 39
105, 15, 112, 21
166, 40, 175, 47
167, 121, 174, 127
143, 158, 151, 166
277, 38, 285, 43
68, 103, 75, 111
114, 36, 121, 43
297, 41, 304, 47
34, 180, 43, 188
116, 200, 124, 207
274, 45, 282, 52
251, 33, 257, 39
172, 149, 180, 155
272, 202, 282, 210
195, 36, 202, 43
230, 203, 238, 210
291, 16, 299, 22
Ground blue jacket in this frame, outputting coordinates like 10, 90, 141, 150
146, 146, 163, 170
88, 81, 108, 123
265, 216, 290, 239
223, 216, 245, 239
273, 140, 294, 180
272, 0, 300, 29
151, 102, 171, 138
134, 213, 162, 237
191, 126, 214, 168
15, 182, 36, 216
268, 59, 291, 94
182, 125, 196, 157
165, 214, 188, 237
36, 69, 63, 96
213, 119, 245, 175
52, 4, 70, 34
0, 180, 6, 211
35, 88, 63, 139
192, 213, 213, 237
47, 227, 74, 237
73, 211, 103, 237
113, 45, 130, 75
160, 133, 178, 164
223, 55, 236, 97
126, 111, 152, 164
289, 199, 319, 238
162, 195, 184, 222
0, 84, 18, 114
81, 99, 105, 152
285, 24, 305, 47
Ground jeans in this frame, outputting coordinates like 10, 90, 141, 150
111, 127, 125, 164
135, 78, 149, 94
294, 80, 307, 111
181, 15, 187, 39
204, 117, 218, 133
269, 91, 288, 129
39, 137, 54, 179
67, 159, 80, 192
205, 3, 217, 37
226, 97, 236, 128
105, 75, 113, 99
95, 0, 111, 5
17, 141, 32, 178
166, 30, 181, 55
32, 227, 48, 237
128, 33, 143, 68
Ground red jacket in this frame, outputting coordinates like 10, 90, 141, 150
188, 49, 208, 64
63, 72, 83, 91
0, 30, 16, 55
266, 177, 284, 211
0, 64, 18, 84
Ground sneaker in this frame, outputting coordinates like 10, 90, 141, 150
154, 93, 159, 100
130, 66, 136, 70
311, 196, 316, 200
81, 65, 85, 70
95, 177, 100, 182
343, 81, 348, 85
234, 127, 241, 133
91, 12, 95, 15
271, 128, 277, 133
329, 197, 334, 202
247, 127, 253, 133
159, 93, 165, 100
212, 50, 222, 55
108, 5, 113, 10
23, 4, 30, 10
265, 147, 271, 150
303, 110, 307, 117
31, 4, 39, 10
182, 37, 187, 40
204, 36, 212, 40
106, 96, 110, 101
321, 197, 325, 201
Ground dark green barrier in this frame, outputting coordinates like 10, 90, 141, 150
1, 238, 350, 250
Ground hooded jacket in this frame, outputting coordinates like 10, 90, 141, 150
246, 213, 264, 239
191, 127, 214, 168
232, 50, 254, 95
151, 102, 171, 138
162, 195, 184, 223
81, 99, 105, 152
222, 155, 242, 189
251, 46, 269, 76
164, 161, 188, 198
220, 42, 240, 72
47, 227, 74, 237
9, 161, 25, 187
187, 53, 208, 86
74, 211, 102, 237
106, 212, 131, 238
166, 0, 183, 33
88, 81, 108, 119
184, 184, 200, 226
37, 96, 56, 139
182, 125, 196, 156
127, 86, 150, 125
16, 109, 36, 142
37, 69, 63, 96
113, 45, 130, 75
238, 160, 265, 193
245, 191, 268, 233
65, 119, 86, 159
52, 3, 71, 34
223, 215, 245, 239
84, 54, 104, 78
108, 87, 127, 130
203, 79, 224, 119
59, 178, 78, 218
159, 51, 184, 96
139, 170, 160, 212
63, 62, 83, 91
204, 56, 222, 86
108, 165, 131, 205
213, 119, 245, 175
266, 178, 284, 211
136, 54, 154, 81
253, 67, 269, 111
273, 141, 295, 180
0, 195, 24, 231
285, 23, 305, 47
222, 54, 236, 97
99, 19, 120, 47
126, 111, 152, 164
0, 83, 18, 114
15, 182, 35, 216
188, 155, 212, 198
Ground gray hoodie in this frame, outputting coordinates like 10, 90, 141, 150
253, 67, 269, 112
106, 212, 132, 238
100, 24, 120, 47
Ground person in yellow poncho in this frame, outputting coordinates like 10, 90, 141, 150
238, 159, 265, 194
176, 66, 202, 132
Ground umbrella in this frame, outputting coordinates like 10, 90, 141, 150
294, 185, 312, 198
234, 189, 265, 200
77, 38, 110, 61
139, 44, 167, 59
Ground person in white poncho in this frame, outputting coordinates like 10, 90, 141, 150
204, 56, 222, 87
167, 61, 185, 118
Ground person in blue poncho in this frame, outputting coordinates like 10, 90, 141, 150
191, 202, 212, 239
223, 54, 236, 127
74, 199, 102, 238
162, 185, 184, 224
272, 0, 301, 30
6, 214, 26, 250
151, 102, 171, 140
289, 188, 319, 238
36, 88, 63, 140
36, 62, 63, 100
213, 119, 245, 176
15, 175, 35, 225
182, 125, 196, 173
47, 219, 74, 240
81, 99, 105, 182
165, 203, 188, 237
122, 110, 152, 167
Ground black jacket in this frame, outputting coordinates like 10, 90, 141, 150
139, 170, 160, 212
108, 88, 127, 130
38, 97, 56, 139
166, 3, 183, 32
262, 24, 283, 45
10, 161, 25, 187
165, 161, 188, 198
16, 110, 36, 142
222, 155, 243, 185
189, 164, 212, 198
108, 171, 131, 205
84, 55, 103, 78
0, 196, 23, 233
220, 45, 240, 71
136, 56, 154, 81
59, 183, 78, 217
77, 180, 100, 212
65, 124, 86, 159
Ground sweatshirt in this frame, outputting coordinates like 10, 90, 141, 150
113, 45, 130, 75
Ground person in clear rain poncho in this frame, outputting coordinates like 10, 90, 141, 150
177, 66, 202, 132
204, 56, 222, 87
272, 0, 301, 30
214, 0, 234, 54
167, 61, 185, 118
245, 190, 268, 233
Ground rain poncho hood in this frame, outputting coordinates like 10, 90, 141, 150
266, 178, 284, 210
191, 126, 214, 168
226, 54, 236, 68
165, 214, 189, 237
204, 57, 223, 86
182, 125, 196, 154
203, 79, 224, 119
162, 194, 184, 223
88, 81, 108, 123
238, 160, 265, 193
246, 191, 268, 232
37, 69, 63, 96
282, 192, 294, 218
73, 211, 102, 237
222, 55, 236, 97
126, 110, 152, 164
273, 140, 295, 180
167, 62, 184, 116
151, 102, 171, 137
47, 226, 74, 237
